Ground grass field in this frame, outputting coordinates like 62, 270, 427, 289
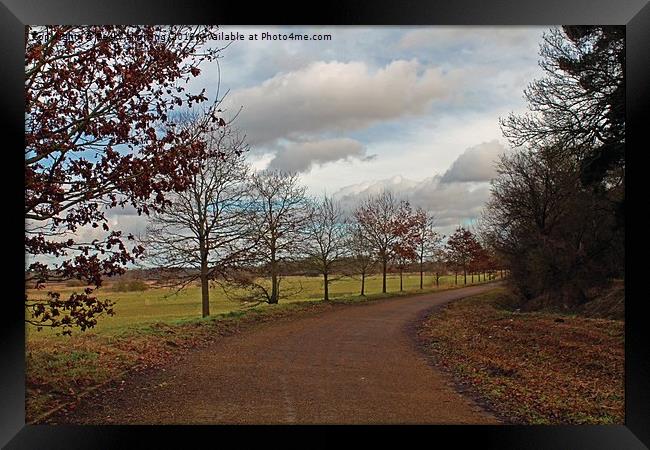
26, 273, 491, 340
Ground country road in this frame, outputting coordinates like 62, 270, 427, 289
53, 284, 502, 424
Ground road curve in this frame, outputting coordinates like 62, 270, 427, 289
57, 284, 501, 424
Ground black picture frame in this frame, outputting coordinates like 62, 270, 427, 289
2, 1, 647, 448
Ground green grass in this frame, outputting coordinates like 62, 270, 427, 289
26, 273, 493, 340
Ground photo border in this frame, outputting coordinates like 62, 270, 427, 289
2, 0, 647, 447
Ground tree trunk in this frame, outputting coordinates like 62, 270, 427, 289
419, 258, 424, 290
464, 268, 467, 285
382, 258, 387, 293
399, 269, 403, 291
200, 257, 210, 318
269, 245, 279, 304
270, 271, 279, 304
197, 232, 210, 317
360, 272, 365, 296
323, 271, 329, 301
436, 272, 440, 287
455, 272, 458, 285
471, 272, 474, 283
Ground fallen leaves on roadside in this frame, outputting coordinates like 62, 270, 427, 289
416, 288, 624, 425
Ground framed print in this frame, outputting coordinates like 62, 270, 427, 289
2, 0, 647, 448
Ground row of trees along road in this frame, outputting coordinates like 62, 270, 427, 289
143, 118, 502, 316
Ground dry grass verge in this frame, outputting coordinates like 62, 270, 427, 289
416, 287, 624, 424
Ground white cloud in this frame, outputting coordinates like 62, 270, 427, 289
440, 140, 509, 183
225, 59, 455, 146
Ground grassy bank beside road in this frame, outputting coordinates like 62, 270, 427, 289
416, 288, 624, 424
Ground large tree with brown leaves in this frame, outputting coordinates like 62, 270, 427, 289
25, 26, 227, 334
353, 191, 418, 294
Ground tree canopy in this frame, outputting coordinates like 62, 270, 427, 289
25, 26, 226, 334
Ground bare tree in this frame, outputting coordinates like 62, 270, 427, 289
345, 220, 375, 296
500, 26, 624, 191
482, 146, 619, 305
236, 170, 311, 304
304, 196, 346, 301
393, 243, 415, 292
413, 208, 443, 290
353, 191, 415, 294
431, 246, 448, 287
143, 127, 252, 317
495, 26, 625, 307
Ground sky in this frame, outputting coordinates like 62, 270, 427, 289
52, 26, 552, 254
194, 25, 547, 236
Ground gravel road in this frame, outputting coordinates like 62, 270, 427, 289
56, 284, 501, 424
